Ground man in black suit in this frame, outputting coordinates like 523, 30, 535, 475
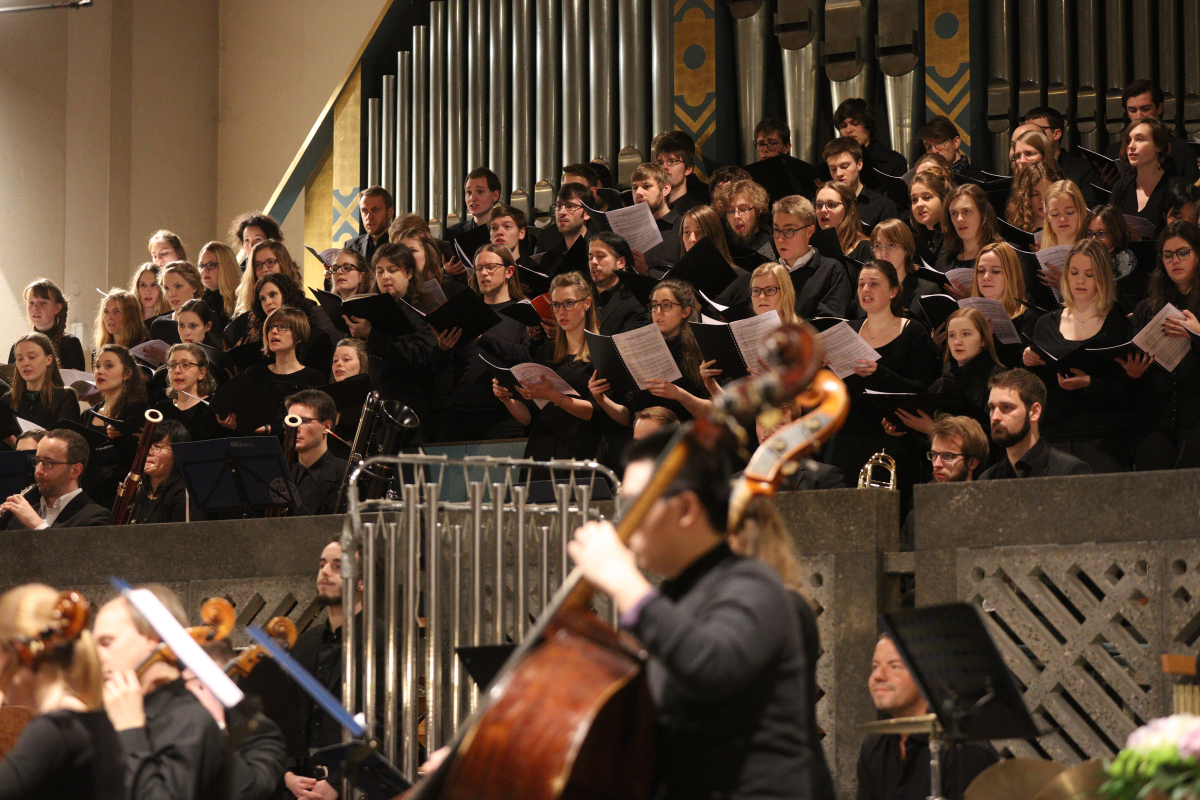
346, 186, 395, 265
979, 369, 1092, 480
589, 230, 652, 336
2, 429, 111, 528
445, 167, 502, 242
286, 390, 347, 517
569, 432, 823, 799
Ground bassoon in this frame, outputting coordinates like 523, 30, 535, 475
111, 408, 164, 525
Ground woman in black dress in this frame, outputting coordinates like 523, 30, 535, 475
494, 271, 603, 465
154, 343, 220, 441
11, 280, 85, 372
1023, 239, 1132, 472
81, 345, 149, 511
815, 182, 872, 263
1121, 221, 1200, 470
1109, 118, 1188, 234
972, 242, 1044, 366
196, 241, 240, 323
1, 334, 80, 447
148, 262, 205, 345
0, 583, 125, 799
908, 171, 950, 267
935, 184, 1003, 282
248, 274, 333, 373
827, 261, 938, 492
243, 306, 327, 391
127, 419, 196, 524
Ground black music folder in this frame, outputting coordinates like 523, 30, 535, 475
210, 373, 286, 435
670, 236, 742, 299
422, 289, 503, 341
341, 293, 416, 337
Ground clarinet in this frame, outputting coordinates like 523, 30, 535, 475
0, 483, 40, 529
266, 414, 302, 518
111, 408, 164, 525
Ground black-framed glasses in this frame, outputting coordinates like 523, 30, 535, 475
148, 443, 172, 455
267, 323, 292, 333
32, 457, 72, 468
555, 202, 583, 213
333, 263, 362, 274
1085, 229, 1109, 240
755, 139, 784, 151
548, 298, 586, 311
657, 157, 684, 168
772, 224, 813, 239
1163, 247, 1194, 263
649, 300, 679, 312
815, 201, 844, 211
166, 361, 200, 371
473, 263, 507, 274
254, 258, 280, 271
926, 451, 964, 463
750, 286, 781, 298
198, 261, 220, 271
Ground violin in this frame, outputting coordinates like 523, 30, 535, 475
404, 323, 847, 800
135, 597, 235, 678
224, 616, 297, 678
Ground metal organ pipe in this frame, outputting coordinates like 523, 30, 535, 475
876, 0, 921, 173
730, 1, 769, 166
617, 0, 647, 187
534, 0, 559, 216
1075, 0, 1101, 150
824, 0, 874, 129
429, 1, 447, 227
411, 25, 429, 219
467, 0, 488, 172
1105, 0, 1131, 147
650, 0, 673, 140
986, 0, 1016, 173
589, 0, 615, 166
490, 0, 512, 199
511, 0, 533, 213
777, 0, 821, 165
367, 99, 381, 188
396, 52, 412, 213
562, 0, 586, 169
382, 76, 396, 198
446, 0, 466, 221
1016, 0, 1045, 117
1045, 0, 1072, 147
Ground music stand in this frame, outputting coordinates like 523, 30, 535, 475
172, 437, 298, 518
0, 450, 34, 499
880, 602, 1039, 800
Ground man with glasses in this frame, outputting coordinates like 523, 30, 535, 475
753, 118, 792, 160
537, 183, 595, 280
653, 130, 709, 214
1, 428, 112, 528
901, 415, 988, 546
284, 390, 346, 516
1022, 107, 1099, 203
916, 116, 983, 182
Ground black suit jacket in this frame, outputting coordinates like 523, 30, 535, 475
597, 284, 652, 336
7, 491, 112, 530
347, 231, 388, 264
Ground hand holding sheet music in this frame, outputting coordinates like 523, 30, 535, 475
817, 322, 881, 379
1133, 303, 1193, 372
584, 324, 682, 392
590, 202, 664, 254
957, 297, 1023, 345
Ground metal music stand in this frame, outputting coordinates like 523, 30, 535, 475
880, 602, 1039, 800
172, 436, 298, 518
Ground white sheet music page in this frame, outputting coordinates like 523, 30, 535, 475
945, 267, 975, 291
603, 203, 664, 254
612, 323, 683, 389
730, 311, 782, 372
509, 363, 581, 409
957, 297, 1022, 345
817, 321, 881, 379
1132, 303, 1192, 372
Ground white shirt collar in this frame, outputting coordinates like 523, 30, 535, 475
783, 248, 817, 273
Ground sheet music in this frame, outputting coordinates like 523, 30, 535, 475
1036, 244, 1072, 304
945, 267, 975, 291
509, 363, 582, 409
16, 417, 42, 434
957, 297, 1022, 345
422, 279, 448, 308
59, 369, 100, 401
129, 339, 172, 368
599, 202, 664, 254
729, 311, 782, 371
612, 324, 682, 389
1133, 303, 1192, 372
696, 288, 729, 312
817, 321, 881, 379
1123, 214, 1158, 239
303, 244, 327, 265
454, 238, 473, 268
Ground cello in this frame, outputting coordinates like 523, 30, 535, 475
401, 322, 849, 800
135, 597, 235, 678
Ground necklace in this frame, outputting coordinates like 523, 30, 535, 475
863, 316, 899, 341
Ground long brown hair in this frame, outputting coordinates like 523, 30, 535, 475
677, 206, 738, 268
128, 264, 171, 317
373, 243, 433, 308
1150, 221, 1200, 317
941, 184, 1002, 259
468, 243, 526, 300
22, 279, 71, 363
943, 308, 1003, 366
393, 227, 447, 284
10, 333, 70, 411
237, 240, 301, 315
96, 344, 148, 417
817, 181, 869, 255
93, 289, 148, 352
652, 279, 704, 387
549, 272, 599, 363
198, 241, 242, 316
1006, 162, 1054, 232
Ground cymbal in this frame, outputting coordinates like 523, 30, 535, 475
964, 758, 1066, 800
1030, 759, 1107, 800
854, 712, 939, 735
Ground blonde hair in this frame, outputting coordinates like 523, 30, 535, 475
1012, 129, 1060, 173
160, 261, 204, 303
165, 343, 216, 399
1061, 239, 1116, 315
772, 194, 817, 227
148, 230, 187, 262
1040, 180, 1088, 248
749, 263, 797, 324
730, 496, 807, 598
817, 181, 869, 255
972, 242, 1028, 319
713, 179, 772, 222
0, 584, 102, 710
198, 242, 241, 316
129, 264, 171, 317
549, 272, 598, 363
92, 289, 148, 352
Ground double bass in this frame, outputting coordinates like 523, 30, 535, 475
402, 322, 849, 800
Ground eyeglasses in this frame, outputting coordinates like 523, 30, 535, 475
198, 261, 220, 271
872, 242, 903, 254
1085, 229, 1109, 240
923, 139, 952, 152
548, 298, 586, 311
726, 206, 756, 219
750, 286, 780, 298
773, 224, 813, 239
333, 264, 362, 274
32, 457, 72, 468
926, 451, 964, 463
815, 201, 845, 211
148, 443, 172, 455
255, 258, 280, 271
649, 300, 679, 312
473, 263, 507, 274
166, 361, 199, 371
1163, 247, 1194, 263
267, 323, 292, 333
755, 139, 784, 151
657, 157, 684, 168
554, 202, 583, 213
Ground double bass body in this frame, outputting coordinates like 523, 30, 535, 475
442, 605, 656, 800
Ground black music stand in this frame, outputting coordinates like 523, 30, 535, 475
880, 602, 1039, 800
0, 450, 34, 499
172, 437, 298, 518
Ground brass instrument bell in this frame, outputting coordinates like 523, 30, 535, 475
857, 450, 897, 490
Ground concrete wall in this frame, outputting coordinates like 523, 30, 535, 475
0, 0, 386, 360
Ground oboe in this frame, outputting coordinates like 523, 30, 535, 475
0, 483, 39, 529
111, 408, 164, 525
